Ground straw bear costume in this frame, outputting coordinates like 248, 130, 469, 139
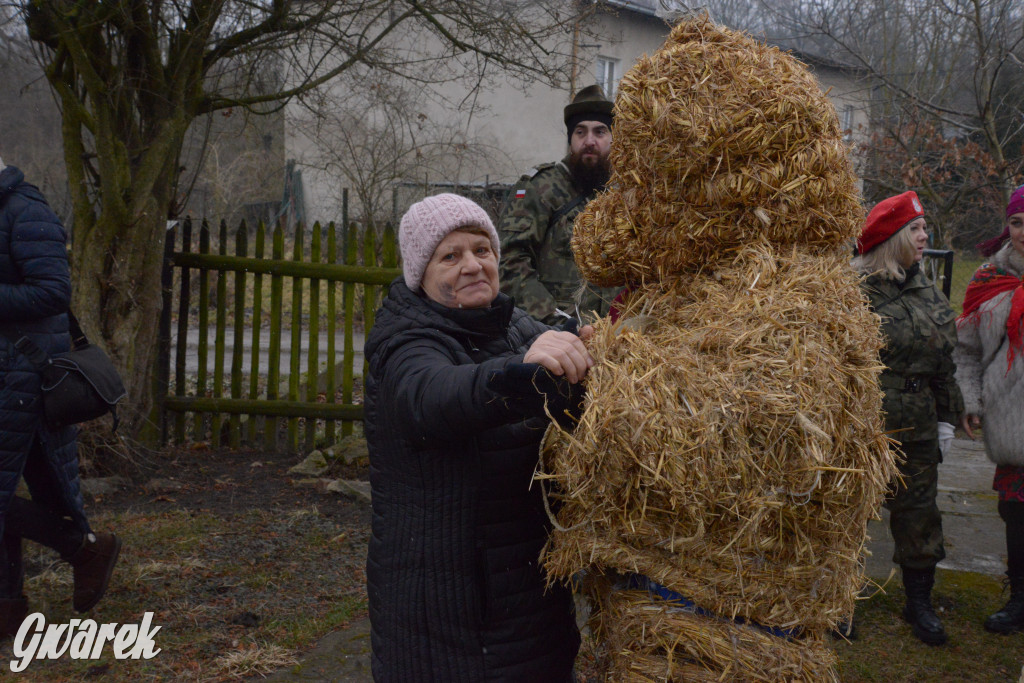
539, 15, 897, 681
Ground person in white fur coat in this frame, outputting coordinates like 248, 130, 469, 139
954, 184, 1024, 635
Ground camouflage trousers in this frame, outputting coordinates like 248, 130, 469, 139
885, 438, 946, 570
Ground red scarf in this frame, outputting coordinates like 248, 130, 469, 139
608, 287, 630, 323
959, 262, 1024, 368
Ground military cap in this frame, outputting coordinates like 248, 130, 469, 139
564, 84, 614, 136
857, 191, 924, 255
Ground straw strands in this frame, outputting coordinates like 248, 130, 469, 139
595, 590, 839, 682
542, 245, 895, 640
572, 15, 864, 287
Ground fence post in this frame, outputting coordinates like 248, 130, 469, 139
229, 222, 247, 448
305, 222, 322, 453
212, 220, 229, 446
287, 223, 305, 453
923, 248, 955, 300
342, 221, 357, 439
195, 221, 211, 442
174, 219, 193, 444
248, 221, 266, 445
152, 221, 175, 443
363, 224, 377, 384
325, 221, 338, 446
265, 222, 285, 450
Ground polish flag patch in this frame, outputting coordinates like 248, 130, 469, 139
515, 189, 526, 199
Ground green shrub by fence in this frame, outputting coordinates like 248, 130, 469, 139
157, 216, 400, 453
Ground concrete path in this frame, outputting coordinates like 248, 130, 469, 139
267, 436, 1007, 682
865, 436, 1004, 580
168, 327, 365, 377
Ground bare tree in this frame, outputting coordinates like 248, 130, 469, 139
1, 0, 579, 440
292, 69, 514, 226
760, 0, 1024, 247
0, 20, 68, 219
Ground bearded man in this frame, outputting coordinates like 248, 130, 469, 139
498, 85, 617, 325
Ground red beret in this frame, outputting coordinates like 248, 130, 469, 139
857, 191, 924, 255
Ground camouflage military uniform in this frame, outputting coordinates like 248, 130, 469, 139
498, 159, 615, 325
862, 266, 964, 570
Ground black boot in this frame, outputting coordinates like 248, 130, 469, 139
0, 535, 27, 639
0, 597, 28, 639
985, 575, 1024, 634
69, 532, 121, 613
901, 566, 947, 645
830, 615, 857, 640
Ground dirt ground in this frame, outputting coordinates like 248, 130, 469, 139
7, 441, 1022, 682
94, 443, 371, 522
3, 443, 373, 682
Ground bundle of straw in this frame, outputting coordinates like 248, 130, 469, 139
572, 14, 863, 288
595, 590, 838, 682
542, 245, 894, 630
539, 13, 897, 680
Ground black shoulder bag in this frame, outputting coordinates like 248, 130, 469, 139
8, 311, 127, 430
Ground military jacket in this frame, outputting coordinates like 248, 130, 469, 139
862, 268, 964, 443
497, 159, 614, 325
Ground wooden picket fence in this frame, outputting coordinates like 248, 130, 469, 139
156, 215, 400, 453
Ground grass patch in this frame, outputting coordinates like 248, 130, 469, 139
209, 642, 299, 680
835, 569, 1024, 682
946, 253, 984, 314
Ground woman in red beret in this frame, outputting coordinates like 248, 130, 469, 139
954, 184, 1024, 634
852, 191, 964, 646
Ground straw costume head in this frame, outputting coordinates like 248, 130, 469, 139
572, 17, 864, 287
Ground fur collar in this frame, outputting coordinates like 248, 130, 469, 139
990, 242, 1024, 279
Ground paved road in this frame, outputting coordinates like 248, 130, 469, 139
266, 436, 1008, 682
865, 436, 1004, 579
168, 327, 365, 377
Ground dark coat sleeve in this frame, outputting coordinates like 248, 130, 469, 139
0, 191, 71, 322
379, 335, 531, 444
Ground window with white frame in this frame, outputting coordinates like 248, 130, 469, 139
841, 105, 855, 141
595, 56, 620, 98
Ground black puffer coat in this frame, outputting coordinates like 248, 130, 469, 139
0, 166, 87, 540
364, 279, 579, 682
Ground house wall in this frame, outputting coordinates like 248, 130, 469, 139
286, 6, 873, 223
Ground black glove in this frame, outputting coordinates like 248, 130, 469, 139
488, 362, 586, 430
558, 317, 579, 334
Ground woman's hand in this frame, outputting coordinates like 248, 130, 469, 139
961, 414, 981, 440
524, 330, 594, 384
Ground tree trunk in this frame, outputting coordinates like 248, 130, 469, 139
71, 206, 170, 441
63, 116, 189, 442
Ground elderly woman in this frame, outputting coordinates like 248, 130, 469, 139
0, 159, 121, 637
852, 191, 964, 646
955, 184, 1024, 634
364, 193, 591, 681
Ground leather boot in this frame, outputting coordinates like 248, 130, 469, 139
69, 532, 121, 613
901, 566, 947, 645
0, 535, 27, 638
985, 575, 1024, 634
0, 596, 28, 639
830, 616, 857, 640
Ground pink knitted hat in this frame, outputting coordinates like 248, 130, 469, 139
399, 193, 499, 291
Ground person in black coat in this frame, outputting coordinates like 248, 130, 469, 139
364, 193, 594, 681
0, 160, 121, 637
